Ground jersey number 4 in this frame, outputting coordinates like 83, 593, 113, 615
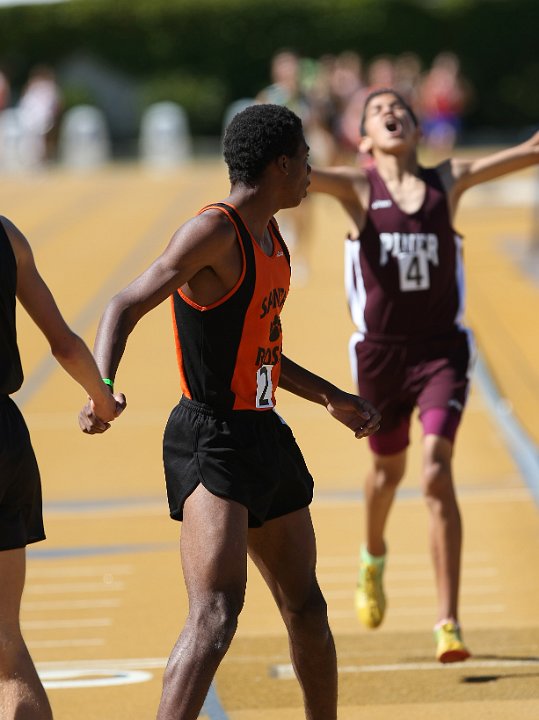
398, 253, 430, 291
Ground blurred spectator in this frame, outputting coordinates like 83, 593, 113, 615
394, 51, 422, 107
324, 51, 365, 161
256, 50, 319, 285
256, 49, 311, 120
366, 55, 396, 89
418, 52, 471, 153
18, 65, 62, 163
0, 68, 10, 111
339, 55, 396, 157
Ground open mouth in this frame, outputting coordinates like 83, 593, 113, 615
385, 118, 400, 133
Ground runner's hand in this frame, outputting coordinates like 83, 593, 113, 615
325, 390, 381, 439
79, 393, 126, 434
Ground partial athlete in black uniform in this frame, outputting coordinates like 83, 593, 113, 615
0, 223, 45, 551
0, 216, 118, 720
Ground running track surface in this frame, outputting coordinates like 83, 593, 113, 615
4, 158, 539, 719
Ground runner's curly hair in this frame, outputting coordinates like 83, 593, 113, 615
224, 103, 304, 186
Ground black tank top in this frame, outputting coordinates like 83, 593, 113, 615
170, 203, 291, 413
0, 221, 24, 394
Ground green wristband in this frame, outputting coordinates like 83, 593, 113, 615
102, 378, 114, 391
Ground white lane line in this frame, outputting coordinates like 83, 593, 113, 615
37, 657, 168, 671
22, 598, 122, 611
270, 657, 539, 679
318, 568, 498, 583
324, 585, 500, 600
40, 669, 153, 689
25, 581, 125, 594
37, 658, 228, 717
312, 486, 531, 505
27, 564, 133, 578
29, 639, 106, 649
317, 552, 494, 567
23, 618, 112, 630
328, 604, 505, 619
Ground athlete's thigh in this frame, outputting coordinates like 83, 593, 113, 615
247, 507, 317, 608
180, 483, 249, 607
0, 547, 26, 626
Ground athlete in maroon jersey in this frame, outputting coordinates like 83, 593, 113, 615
310, 88, 539, 662
79, 104, 380, 720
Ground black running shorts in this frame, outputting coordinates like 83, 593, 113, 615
163, 396, 314, 528
0, 395, 45, 551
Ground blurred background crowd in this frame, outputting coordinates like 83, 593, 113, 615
0, 48, 473, 171
0, 0, 536, 172
255, 48, 473, 166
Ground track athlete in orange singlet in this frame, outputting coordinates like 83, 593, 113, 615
309, 88, 539, 662
79, 104, 381, 720
0, 217, 119, 719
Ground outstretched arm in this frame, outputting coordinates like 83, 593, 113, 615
279, 355, 380, 439
309, 165, 370, 233
2, 216, 119, 424
440, 130, 539, 203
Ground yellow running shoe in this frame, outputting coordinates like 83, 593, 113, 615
354, 547, 386, 629
434, 620, 471, 663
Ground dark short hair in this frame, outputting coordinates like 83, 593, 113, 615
223, 103, 304, 186
360, 88, 418, 136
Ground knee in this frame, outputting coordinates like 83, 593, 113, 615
422, 458, 454, 505
283, 580, 330, 639
372, 465, 403, 493
188, 591, 243, 656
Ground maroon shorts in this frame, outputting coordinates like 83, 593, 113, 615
350, 329, 475, 456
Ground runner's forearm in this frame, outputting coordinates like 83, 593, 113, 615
279, 355, 337, 406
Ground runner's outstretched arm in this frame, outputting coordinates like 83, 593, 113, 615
279, 354, 380, 439
440, 130, 539, 200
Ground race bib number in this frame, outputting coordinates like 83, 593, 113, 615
256, 364, 274, 408
397, 253, 430, 291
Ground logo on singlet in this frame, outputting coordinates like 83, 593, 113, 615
371, 199, 392, 210
269, 315, 282, 342
260, 287, 287, 319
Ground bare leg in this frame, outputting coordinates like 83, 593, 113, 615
0, 548, 53, 720
156, 485, 249, 720
421, 434, 461, 623
248, 508, 337, 720
364, 451, 406, 556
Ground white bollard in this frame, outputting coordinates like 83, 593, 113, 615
59, 105, 111, 169
139, 102, 192, 169
221, 98, 255, 137
0, 108, 43, 172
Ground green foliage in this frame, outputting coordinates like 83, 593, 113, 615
0, 0, 537, 136
140, 73, 228, 135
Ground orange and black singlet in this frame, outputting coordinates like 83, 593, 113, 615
170, 203, 291, 413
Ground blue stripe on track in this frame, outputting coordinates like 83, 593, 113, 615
27, 542, 176, 559
475, 352, 539, 506
201, 682, 230, 720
